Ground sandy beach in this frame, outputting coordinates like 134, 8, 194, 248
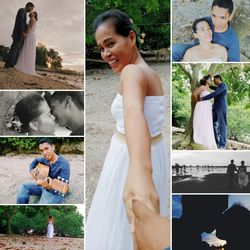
0, 62, 83, 89
0, 154, 84, 204
0, 235, 84, 250
86, 62, 171, 214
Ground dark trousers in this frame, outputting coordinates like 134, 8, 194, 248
4, 36, 24, 68
213, 107, 227, 148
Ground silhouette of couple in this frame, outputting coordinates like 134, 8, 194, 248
227, 160, 248, 189
173, 195, 250, 250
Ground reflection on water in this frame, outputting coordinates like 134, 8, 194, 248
172, 165, 250, 177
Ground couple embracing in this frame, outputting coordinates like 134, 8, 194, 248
192, 74, 227, 149
174, 0, 240, 62
4, 2, 37, 75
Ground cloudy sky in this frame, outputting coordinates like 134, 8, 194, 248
0, 0, 84, 70
172, 150, 250, 166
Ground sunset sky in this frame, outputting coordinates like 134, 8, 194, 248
0, 0, 84, 71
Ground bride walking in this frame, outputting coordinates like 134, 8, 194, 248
192, 75, 217, 149
86, 9, 168, 250
15, 11, 38, 75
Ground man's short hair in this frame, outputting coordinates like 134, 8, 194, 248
214, 74, 222, 81
38, 137, 54, 146
51, 91, 84, 110
212, 0, 234, 15
26, 2, 34, 8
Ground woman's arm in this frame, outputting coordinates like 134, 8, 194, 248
192, 86, 204, 103
121, 64, 160, 229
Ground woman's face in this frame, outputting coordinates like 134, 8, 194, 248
195, 21, 212, 43
95, 21, 136, 73
33, 101, 56, 135
206, 77, 211, 86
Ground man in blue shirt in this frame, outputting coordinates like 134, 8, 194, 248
16, 138, 70, 204
200, 74, 228, 149
173, 0, 240, 62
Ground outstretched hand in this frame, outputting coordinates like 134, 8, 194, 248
123, 166, 159, 235
132, 200, 170, 250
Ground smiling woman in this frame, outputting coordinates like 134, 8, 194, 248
86, 9, 169, 250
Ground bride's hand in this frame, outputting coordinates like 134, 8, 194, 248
123, 166, 159, 233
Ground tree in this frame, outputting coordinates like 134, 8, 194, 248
0, 45, 9, 62
172, 63, 250, 148
86, 0, 170, 58
0, 206, 83, 237
36, 43, 62, 69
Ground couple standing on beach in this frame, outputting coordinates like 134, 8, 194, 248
4, 2, 37, 75
227, 159, 249, 189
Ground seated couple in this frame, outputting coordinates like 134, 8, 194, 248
17, 138, 70, 204
173, 0, 240, 62
6, 91, 84, 136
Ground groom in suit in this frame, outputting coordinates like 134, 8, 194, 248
4, 2, 34, 68
200, 74, 228, 149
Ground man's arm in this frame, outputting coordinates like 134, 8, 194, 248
227, 32, 240, 62
209, 85, 217, 90
29, 157, 47, 172
201, 84, 226, 101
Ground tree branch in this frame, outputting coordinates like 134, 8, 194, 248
179, 63, 193, 82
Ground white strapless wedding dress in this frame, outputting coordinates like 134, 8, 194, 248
15, 22, 37, 75
193, 90, 217, 149
47, 222, 54, 238
86, 93, 169, 250
197, 57, 223, 62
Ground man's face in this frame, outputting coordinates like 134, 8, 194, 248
214, 78, 220, 85
211, 6, 232, 32
51, 99, 70, 127
26, 6, 34, 13
39, 142, 55, 161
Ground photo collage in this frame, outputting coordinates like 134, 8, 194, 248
0, 0, 249, 249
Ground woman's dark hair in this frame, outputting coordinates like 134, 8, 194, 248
51, 91, 84, 110
14, 93, 46, 132
212, 0, 234, 15
32, 11, 38, 21
26, 2, 34, 8
214, 74, 222, 81
192, 18, 212, 33
93, 9, 133, 37
48, 215, 53, 219
200, 74, 211, 86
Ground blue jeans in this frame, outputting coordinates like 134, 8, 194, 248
172, 43, 194, 61
213, 107, 227, 148
16, 182, 64, 204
